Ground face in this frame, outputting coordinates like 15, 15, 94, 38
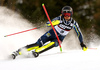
63, 13, 71, 21
64, 16, 71, 21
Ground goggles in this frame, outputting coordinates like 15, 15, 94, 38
64, 13, 71, 17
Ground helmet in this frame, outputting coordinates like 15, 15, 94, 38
62, 6, 73, 17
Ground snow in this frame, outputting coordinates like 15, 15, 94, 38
0, 49, 100, 70
0, 6, 100, 70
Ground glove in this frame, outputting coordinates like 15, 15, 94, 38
80, 42, 88, 51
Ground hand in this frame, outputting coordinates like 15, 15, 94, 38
82, 47, 88, 51
80, 42, 88, 51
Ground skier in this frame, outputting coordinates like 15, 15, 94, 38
11, 6, 87, 59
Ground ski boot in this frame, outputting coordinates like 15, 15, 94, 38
11, 50, 20, 59
32, 51, 39, 57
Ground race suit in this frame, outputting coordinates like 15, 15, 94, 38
36, 16, 83, 47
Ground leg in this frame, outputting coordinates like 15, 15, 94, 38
33, 34, 66, 56
25, 43, 39, 51
35, 42, 55, 54
11, 30, 51, 59
31, 41, 55, 57
36, 29, 58, 47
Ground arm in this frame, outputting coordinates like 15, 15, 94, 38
73, 21, 87, 51
73, 22, 83, 43
46, 16, 61, 27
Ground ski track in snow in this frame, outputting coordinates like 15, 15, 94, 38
0, 6, 100, 70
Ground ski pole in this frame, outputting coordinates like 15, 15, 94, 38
4, 27, 40, 37
88, 48, 97, 50
42, 3, 62, 52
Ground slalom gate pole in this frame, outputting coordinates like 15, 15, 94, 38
4, 27, 40, 37
42, 3, 62, 52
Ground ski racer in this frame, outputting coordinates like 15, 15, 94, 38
11, 6, 88, 59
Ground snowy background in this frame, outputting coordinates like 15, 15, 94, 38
0, 6, 100, 70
